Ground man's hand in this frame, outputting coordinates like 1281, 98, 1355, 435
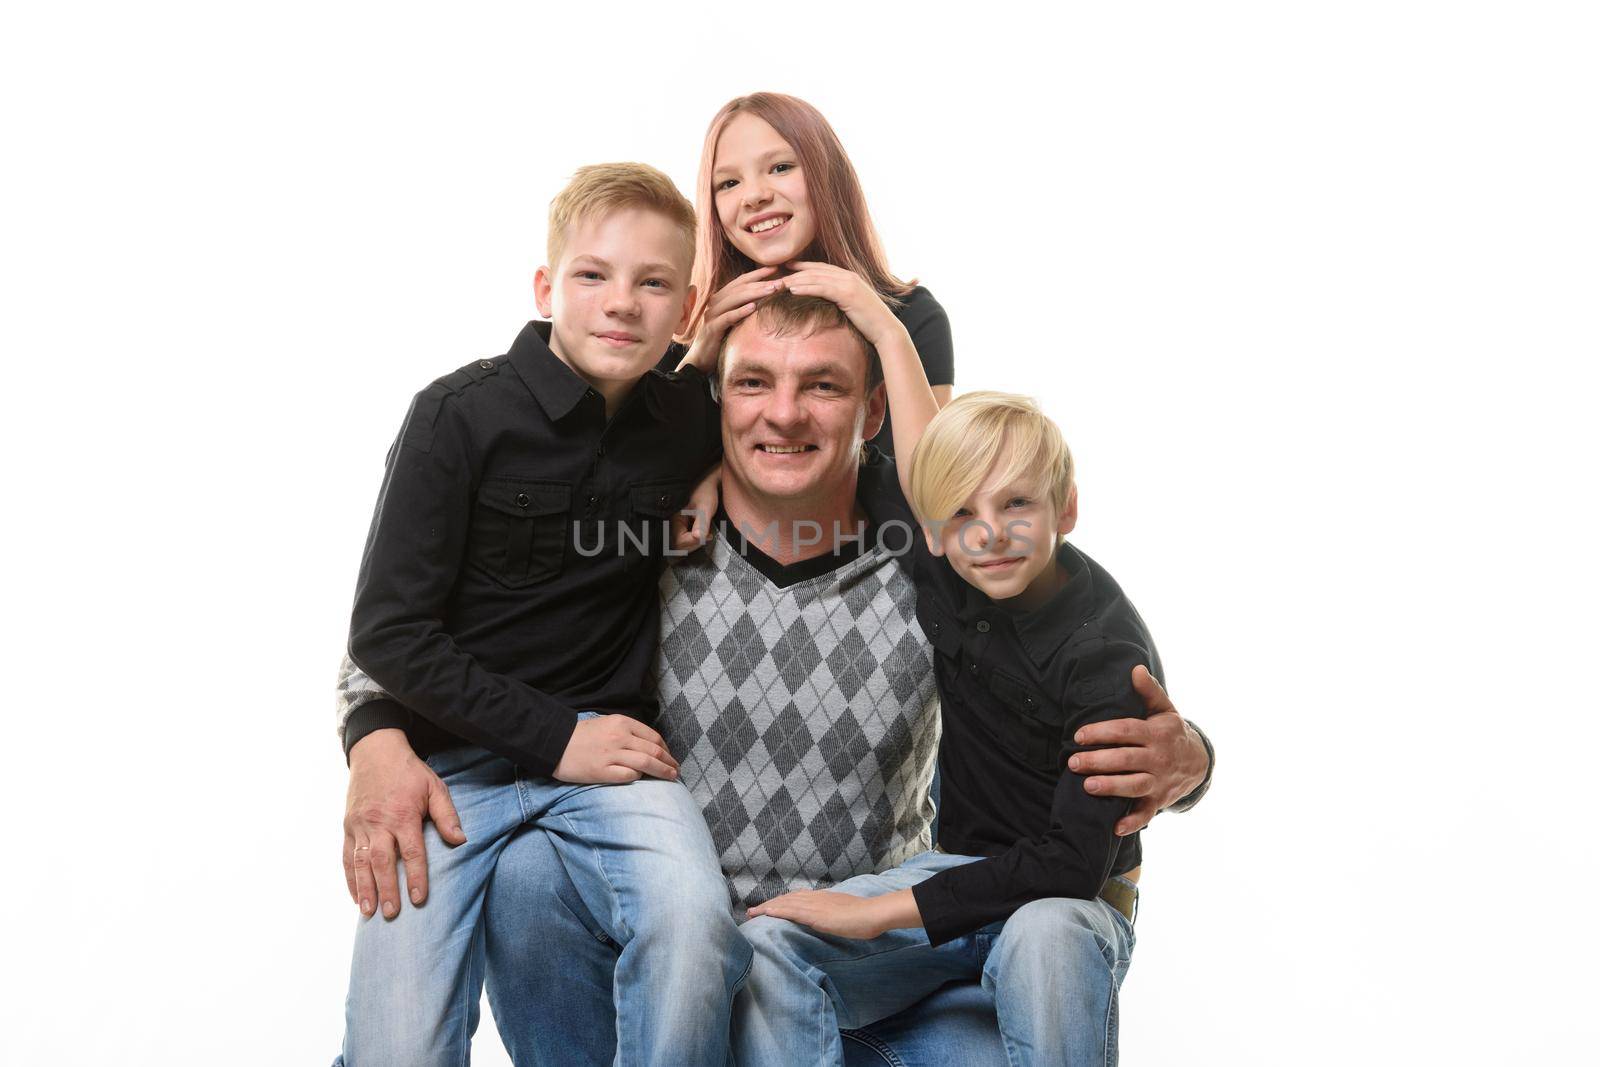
552, 715, 681, 785
343, 728, 466, 919
747, 889, 913, 940
1070, 666, 1209, 836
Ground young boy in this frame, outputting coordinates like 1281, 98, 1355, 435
735, 389, 1159, 1066
333, 163, 751, 1066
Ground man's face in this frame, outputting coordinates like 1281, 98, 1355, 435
719, 318, 885, 508
533, 207, 695, 390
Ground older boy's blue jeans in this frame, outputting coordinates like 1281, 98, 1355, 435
481, 836, 1134, 1067
735, 850, 1137, 1067
333, 730, 750, 1067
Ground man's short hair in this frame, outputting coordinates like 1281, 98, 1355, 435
719, 290, 883, 391
547, 162, 697, 270
908, 392, 1076, 524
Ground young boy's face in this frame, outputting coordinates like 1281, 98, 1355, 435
533, 207, 695, 390
927, 460, 1078, 609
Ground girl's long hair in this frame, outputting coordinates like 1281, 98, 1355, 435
687, 92, 912, 338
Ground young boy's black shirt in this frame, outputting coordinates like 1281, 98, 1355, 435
343, 320, 720, 776
903, 538, 1164, 945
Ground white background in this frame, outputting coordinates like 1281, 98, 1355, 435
4, 2, 1596, 1063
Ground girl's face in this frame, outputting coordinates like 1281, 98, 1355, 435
711, 113, 817, 267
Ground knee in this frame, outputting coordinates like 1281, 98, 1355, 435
738, 914, 792, 958
633, 885, 749, 968
991, 898, 1115, 975
740, 913, 830, 980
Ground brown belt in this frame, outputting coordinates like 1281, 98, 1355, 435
1098, 874, 1139, 924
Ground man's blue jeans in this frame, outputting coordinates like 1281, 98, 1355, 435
736, 850, 1137, 1066
334, 736, 750, 1067
481, 834, 1130, 1066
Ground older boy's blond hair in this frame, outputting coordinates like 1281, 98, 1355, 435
547, 162, 697, 269
908, 392, 1076, 525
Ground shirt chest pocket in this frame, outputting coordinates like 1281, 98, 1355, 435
469, 478, 571, 588
988, 668, 1067, 773
620, 478, 690, 572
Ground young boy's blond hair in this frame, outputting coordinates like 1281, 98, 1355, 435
547, 162, 697, 268
908, 391, 1076, 525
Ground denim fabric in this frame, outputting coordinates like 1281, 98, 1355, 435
736, 851, 1136, 1067
840, 981, 1007, 1067
334, 735, 750, 1067
481, 832, 1132, 1066
483, 824, 619, 1066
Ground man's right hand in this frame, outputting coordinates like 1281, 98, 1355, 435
343, 728, 466, 919
553, 715, 680, 784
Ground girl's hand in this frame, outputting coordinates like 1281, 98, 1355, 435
676, 266, 787, 374
671, 462, 720, 551
747, 889, 892, 940
781, 261, 907, 348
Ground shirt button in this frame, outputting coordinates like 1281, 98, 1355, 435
930, 622, 941, 636
478, 359, 493, 370
976, 620, 991, 633
597, 444, 606, 457
969, 662, 980, 675
658, 493, 672, 508
515, 493, 530, 508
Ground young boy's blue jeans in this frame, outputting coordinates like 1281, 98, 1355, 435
734, 850, 1137, 1067
334, 724, 751, 1067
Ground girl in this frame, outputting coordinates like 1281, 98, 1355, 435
674, 92, 954, 454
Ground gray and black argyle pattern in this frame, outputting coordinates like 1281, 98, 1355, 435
333, 530, 942, 914
654, 532, 940, 911
335, 655, 387, 738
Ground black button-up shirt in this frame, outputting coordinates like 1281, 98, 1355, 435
905, 535, 1164, 946
343, 320, 721, 776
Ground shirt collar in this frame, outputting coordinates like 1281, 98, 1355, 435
507, 320, 689, 425
1002, 541, 1101, 669
507, 320, 592, 422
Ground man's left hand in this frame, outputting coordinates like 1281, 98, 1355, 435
1070, 665, 1209, 836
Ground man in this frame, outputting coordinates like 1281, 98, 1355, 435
337, 292, 1213, 1063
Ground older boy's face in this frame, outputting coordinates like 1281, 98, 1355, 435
719, 318, 885, 507
534, 208, 694, 390
930, 465, 1078, 609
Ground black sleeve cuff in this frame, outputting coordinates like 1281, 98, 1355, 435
910, 875, 965, 948
343, 699, 413, 764
1167, 719, 1215, 813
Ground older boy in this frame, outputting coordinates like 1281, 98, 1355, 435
333, 164, 751, 1066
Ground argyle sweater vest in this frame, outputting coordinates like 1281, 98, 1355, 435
654, 531, 941, 911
